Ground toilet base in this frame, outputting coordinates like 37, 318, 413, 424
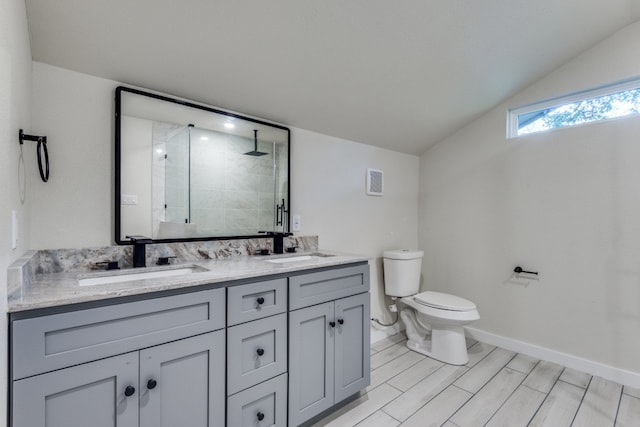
400, 308, 470, 365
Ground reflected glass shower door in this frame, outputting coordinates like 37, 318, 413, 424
158, 124, 286, 237
164, 126, 190, 224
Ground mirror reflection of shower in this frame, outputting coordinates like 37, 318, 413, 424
152, 123, 287, 238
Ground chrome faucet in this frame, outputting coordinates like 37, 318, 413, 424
126, 235, 152, 267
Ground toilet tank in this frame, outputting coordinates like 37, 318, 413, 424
382, 249, 424, 297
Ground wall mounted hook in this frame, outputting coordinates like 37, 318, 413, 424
19, 129, 46, 145
19, 129, 49, 182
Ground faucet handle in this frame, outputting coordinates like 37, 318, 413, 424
126, 235, 153, 244
156, 256, 176, 266
95, 261, 120, 271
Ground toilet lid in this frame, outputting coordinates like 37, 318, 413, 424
414, 291, 476, 311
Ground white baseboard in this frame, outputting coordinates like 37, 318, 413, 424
465, 327, 640, 389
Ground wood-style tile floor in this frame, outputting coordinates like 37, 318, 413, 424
312, 333, 640, 427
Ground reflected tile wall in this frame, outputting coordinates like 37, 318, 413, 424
149, 122, 286, 237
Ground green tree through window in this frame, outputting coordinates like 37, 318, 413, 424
517, 87, 640, 136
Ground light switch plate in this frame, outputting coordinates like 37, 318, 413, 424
121, 194, 138, 205
12, 210, 18, 249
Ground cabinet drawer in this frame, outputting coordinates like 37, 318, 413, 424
289, 264, 370, 310
12, 288, 225, 380
227, 278, 287, 326
227, 373, 287, 427
227, 313, 287, 395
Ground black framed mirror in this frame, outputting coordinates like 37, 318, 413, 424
115, 86, 290, 244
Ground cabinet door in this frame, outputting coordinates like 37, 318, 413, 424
12, 352, 138, 427
139, 331, 226, 427
288, 302, 335, 426
334, 293, 371, 402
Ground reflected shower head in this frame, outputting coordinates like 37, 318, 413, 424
244, 129, 268, 156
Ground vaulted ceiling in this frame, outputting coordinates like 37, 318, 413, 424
24, 0, 640, 154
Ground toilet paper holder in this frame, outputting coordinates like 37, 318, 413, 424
514, 266, 538, 275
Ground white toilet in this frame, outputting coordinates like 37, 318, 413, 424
383, 249, 479, 365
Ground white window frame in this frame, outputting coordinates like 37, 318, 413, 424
507, 76, 640, 139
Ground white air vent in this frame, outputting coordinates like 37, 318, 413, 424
366, 168, 383, 196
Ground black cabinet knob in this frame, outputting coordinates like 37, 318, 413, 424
124, 385, 136, 397
329, 321, 336, 328
257, 412, 265, 421
257, 348, 265, 356
147, 379, 157, 390
257, 297, 265, 305
338, 318, 344, 325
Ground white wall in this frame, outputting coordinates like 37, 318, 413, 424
30, 62, 420, 320
419, 21, 640, 375
30, 62, 115, 248
120, 116, 153, 238
0, 0, 33, 421
291, 128, 419, 320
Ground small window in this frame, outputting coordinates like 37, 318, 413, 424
508, 77, 640, 138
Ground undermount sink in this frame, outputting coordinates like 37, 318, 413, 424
265, 255, 314, 264
264, 253, 335, 264
78, 265, 207, 287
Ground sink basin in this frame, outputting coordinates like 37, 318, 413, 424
264, 253, 336, 264
264, 255, 314, 264
78, 266, 207, 286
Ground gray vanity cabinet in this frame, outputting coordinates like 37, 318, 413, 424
13, 331, 225, 427
10, 262, 370, 427
11, 288, 226, 427
288, 264, 370, 426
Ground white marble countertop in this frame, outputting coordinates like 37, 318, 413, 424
8, 251, 370, 313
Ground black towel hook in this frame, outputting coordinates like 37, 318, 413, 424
19, 129, 49, 182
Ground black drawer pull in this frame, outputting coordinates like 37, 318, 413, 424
329, 321, 336, 328
338, 318, 344, 325
257, 297, 265, 305
124, 385, 136, 397
257, 412, 265, 421
147, 379, 157, 390
257, 348, 265, 356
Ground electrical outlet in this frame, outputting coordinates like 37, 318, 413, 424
292, 215, 301, 232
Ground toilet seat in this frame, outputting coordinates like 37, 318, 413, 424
414, 291, 476, 312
